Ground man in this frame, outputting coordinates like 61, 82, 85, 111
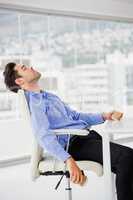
3, 62, 133, 200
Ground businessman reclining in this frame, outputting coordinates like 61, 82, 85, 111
3, 62, 133, 200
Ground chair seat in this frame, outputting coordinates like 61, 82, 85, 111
39, 154, 103, 177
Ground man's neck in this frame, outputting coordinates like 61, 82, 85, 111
23, 83, 42, 93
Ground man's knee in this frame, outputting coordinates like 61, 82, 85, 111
123, 146, 133, 159
90, 129, 102, 140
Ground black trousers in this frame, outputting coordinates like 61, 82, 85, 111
68, 130, 133, 200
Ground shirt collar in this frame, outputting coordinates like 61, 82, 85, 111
24, 89, 47, 97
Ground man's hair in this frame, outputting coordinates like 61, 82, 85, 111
3, 62, 22, 93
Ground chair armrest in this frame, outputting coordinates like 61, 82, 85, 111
53, 128, 89, 136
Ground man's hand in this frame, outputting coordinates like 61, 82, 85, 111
66, 157, 87, 186
102, 111, 123, 121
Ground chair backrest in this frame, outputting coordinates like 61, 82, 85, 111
18, 89, 43, 181
18, 89, 31, 123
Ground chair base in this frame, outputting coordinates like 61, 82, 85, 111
40, 170, 72, 200
65, 176, 72, 200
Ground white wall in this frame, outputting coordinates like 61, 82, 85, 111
0, 0, 133, 21
0, 119, 32, 160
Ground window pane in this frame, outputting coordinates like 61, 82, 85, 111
126, 65, 133, 105
21, 14, 48, 66
0, 12, 21, 120
1, 9, 133, 161
0, 12, 20, 56
49, 16, 75, 68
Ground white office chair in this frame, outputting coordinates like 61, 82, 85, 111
18, 89, 104, 200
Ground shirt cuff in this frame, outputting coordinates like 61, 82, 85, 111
94, 113, 106, 124
58, 151, 71, 162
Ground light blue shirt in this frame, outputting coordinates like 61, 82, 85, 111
24, 90, 105, 162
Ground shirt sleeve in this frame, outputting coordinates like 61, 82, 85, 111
29, 94, 71, 162
63, 101, 105, 126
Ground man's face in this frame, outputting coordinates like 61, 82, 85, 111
14, 64, 41, 85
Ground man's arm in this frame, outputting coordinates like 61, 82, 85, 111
63, 101, 123, 124
63, 102, 105, 126
29, 94, 71, 162
29, 94, 87, 186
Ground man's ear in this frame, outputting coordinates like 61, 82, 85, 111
15, 77, 24, 86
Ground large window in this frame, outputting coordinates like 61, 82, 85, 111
1, 9, 133, 161
0, 10, 133, 119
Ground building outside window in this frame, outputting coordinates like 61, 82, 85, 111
0, 10, 133, 118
